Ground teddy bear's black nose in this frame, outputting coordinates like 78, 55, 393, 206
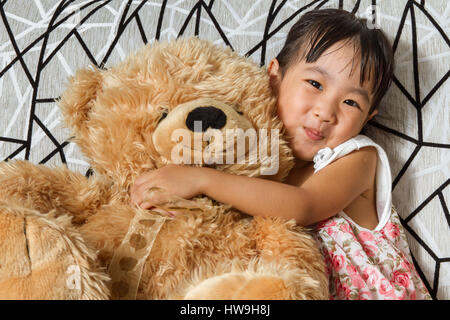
186, 106, 227, 132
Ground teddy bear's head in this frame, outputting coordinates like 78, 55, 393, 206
59, 37, 294, 187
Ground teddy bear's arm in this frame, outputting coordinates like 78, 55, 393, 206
0, 160, 113, 225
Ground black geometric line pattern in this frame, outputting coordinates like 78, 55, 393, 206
0, 0, 448, 299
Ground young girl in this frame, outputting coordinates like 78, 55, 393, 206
130, 9, 431, 300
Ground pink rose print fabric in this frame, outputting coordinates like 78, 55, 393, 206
312, 135, 432, 300
314, 208, 431, 300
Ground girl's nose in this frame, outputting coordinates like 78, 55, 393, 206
313, 104, 336, 123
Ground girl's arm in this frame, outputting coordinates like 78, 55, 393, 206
131, 147, 377, 226
198, 147, 377, 225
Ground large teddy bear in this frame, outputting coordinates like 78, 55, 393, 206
0, 37, 328, 300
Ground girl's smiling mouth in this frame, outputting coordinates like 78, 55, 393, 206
304, 127, 324, 140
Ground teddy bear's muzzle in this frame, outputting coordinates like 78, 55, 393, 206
152, 98, 255, 166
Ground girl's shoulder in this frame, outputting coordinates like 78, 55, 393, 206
313, 134, 393, 231
312, 134, 386, 173
286, 136, 379, 187
293, 141, 379, 226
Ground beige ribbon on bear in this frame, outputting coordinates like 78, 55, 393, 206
108, 187, 206, 300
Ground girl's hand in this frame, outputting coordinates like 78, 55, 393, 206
130, 164, 205, 210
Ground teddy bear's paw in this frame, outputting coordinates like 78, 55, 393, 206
0, 205, 110, 299
183, 272, 291, 300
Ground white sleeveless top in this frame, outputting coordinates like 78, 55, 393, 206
312, 135, 431, 300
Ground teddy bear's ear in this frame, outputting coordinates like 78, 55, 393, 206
58, 66, 103, 137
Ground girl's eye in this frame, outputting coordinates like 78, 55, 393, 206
344, 99, 360, 109
307, 80, 323, 90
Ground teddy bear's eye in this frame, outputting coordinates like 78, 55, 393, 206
158, 109, 168, 123
236, 110, 244, 115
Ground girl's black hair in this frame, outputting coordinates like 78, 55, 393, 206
276, 8, 394, 113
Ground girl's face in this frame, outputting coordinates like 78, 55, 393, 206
268, 41, 378, 162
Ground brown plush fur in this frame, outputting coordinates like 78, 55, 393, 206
0, 37, 328, 299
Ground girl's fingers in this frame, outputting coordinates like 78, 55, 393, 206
134, 186, 181, 218
130, 173, 153, 203
144, 205, 177, 218
140, 201, 154, 210
143, 187, 170, 206
130, 184, 144, 205
130, 193, 139, 205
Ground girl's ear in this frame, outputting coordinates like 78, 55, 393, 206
364, 109, 378, 126
368, 109, 378, 121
